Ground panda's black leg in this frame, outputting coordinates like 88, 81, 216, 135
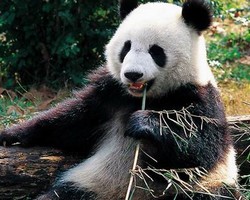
36, 183, 96, 200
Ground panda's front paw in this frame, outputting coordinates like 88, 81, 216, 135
0, 129, 20, 147
125, 110, 159, 141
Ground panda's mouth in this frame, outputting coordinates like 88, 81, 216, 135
127, 79, 154, 96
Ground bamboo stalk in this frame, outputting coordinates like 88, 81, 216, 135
125, 87, 147, 200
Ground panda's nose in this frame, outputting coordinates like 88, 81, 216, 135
124, 72, 143, 82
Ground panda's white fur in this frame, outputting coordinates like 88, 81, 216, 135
62, 112, 138, 199
199, 146, 238, 188
106, 2, 216, 98
0, 1, 241, 200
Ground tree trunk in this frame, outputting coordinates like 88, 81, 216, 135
0, 116, 249, 200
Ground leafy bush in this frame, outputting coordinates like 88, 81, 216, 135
208, 29, 250, 62
0, 93, 35, 128
0, 0, 118, 88
230, 64, 250, 81
209, 0, 248, 18
208, 28, 250, 82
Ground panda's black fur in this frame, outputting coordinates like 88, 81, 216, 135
0, 0, 243, 200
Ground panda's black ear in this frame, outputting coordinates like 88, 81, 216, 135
119, 0, 138, 20
182, 0, 212, 32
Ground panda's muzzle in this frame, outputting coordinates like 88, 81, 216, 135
124, 71, 154, 96
127, 79, 154, 96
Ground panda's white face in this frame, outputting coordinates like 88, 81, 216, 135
105, 2, 215, 97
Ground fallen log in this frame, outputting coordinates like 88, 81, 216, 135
0, 116, 249, 200
0, 147, 83, 200
227, 115, 250, 124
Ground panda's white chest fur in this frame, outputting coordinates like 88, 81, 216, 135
62, 111, 149, 200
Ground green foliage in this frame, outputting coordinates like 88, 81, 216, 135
0, 96, 34, 128
208, 41, 241, 64
0, 0, 118, 88
209, 0, 249, 18
208, 30, 250, 64
208, 28, 250, 82
230, 64, 250, 81
212, 64, 250, 83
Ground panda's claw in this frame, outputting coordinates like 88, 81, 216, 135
0, 129, 21, 147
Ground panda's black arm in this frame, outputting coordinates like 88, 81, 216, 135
126, 105, 228, 170
0, 87, 108, 152
125, 84, 230, 170
0, 68, 121, 152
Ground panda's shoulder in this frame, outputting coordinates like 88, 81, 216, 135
168, 83, 219, 100
90, 66, 124, 91
74, 66, 125, 99
165, 82, 223, 111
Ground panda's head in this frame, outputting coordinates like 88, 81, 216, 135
105, 0, 216, 97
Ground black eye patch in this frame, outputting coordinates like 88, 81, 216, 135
148, 45, 166, 67
119, 40, 131, 63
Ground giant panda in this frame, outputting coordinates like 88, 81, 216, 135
0, 0, 242, 199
